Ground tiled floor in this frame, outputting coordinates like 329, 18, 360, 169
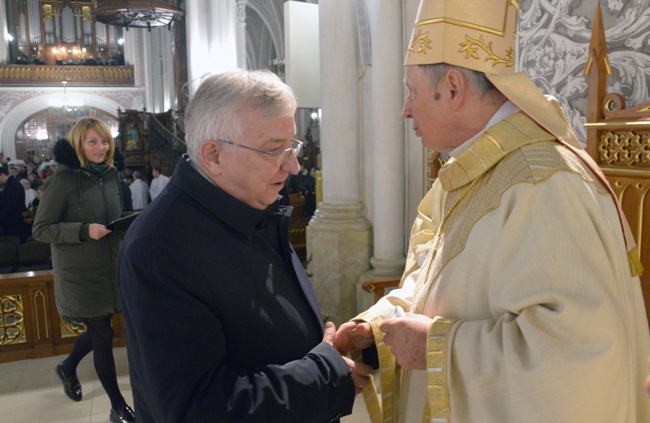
0, 347, 370, 422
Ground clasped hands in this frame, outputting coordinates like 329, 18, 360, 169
324, 312, 432, 395
333, 312, 432, 371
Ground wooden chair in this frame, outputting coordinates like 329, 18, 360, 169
585, 4, 650, 327
362, 278, 401, 303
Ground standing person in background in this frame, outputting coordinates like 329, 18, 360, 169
128, 169, 149, 210
117, 171, 133, 213
334, 1, 650, 422
148, 167, 169, 201
32, 118, 135, 423
119, 69, 370, 422
300, 167, 317, 217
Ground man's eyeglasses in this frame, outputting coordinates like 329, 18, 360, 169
215, 138, 303, 165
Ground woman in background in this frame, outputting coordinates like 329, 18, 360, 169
32, 117, 134, 423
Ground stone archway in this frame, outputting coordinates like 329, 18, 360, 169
0, 92, 125, 160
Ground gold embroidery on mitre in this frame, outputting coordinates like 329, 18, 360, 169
405, 0, 518, 72
408, 30, 433, 55
459, 34, 514, 67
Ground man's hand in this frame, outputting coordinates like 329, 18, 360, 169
333, 321, 374, 355
380, 314, 432, 370
342, 356, 372, 395
323, 322, 372, 394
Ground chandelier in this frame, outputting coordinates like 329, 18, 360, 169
91, 0, 184, 30
49, 81, 84, 113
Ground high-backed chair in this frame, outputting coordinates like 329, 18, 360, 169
585, 4, 650, 327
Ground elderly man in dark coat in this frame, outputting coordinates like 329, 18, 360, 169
118, 70, 370, 423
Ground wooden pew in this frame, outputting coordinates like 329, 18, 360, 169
0, 270, 126, 363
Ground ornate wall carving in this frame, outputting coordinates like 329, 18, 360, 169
519, 0, 650, 145
0, 294, 26, 346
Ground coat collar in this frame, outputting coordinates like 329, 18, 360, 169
171, 156, 291, 239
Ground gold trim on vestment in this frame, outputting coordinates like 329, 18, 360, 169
426, 318, 456, 422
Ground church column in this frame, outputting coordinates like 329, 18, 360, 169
358, 0, 407, 311
142, 28, 176, 113
161, 29, 176, 112
0, 0, 10, 63
123, 30, 143, 86
185, 0, 238, 96
236, 0, 247, 69
141, 30, 157, 112
307, 0, 372, 325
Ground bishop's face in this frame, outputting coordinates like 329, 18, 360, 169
403, 65, 457, 152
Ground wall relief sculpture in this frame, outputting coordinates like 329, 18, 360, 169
519, 0, 650, 145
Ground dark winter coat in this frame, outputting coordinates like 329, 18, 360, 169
119, 157, 355, 422
32, 139, 123, 318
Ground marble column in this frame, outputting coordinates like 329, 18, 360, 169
141, 28, 175, 113
0, 0, 9, 64
369, 1, 406, 266
161, 29, 176, 112
236, 0, 248, 69
356, 0, 407, 312
307, 0, 372, 325
185, 0, 238, 96
123, 31, 141, 85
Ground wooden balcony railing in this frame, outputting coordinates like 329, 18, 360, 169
0, 65, 135, 87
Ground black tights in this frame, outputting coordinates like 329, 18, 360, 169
61, 316, 126, 412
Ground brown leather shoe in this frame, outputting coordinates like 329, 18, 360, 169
110, 405, 135, 423
55, 361, 82, 402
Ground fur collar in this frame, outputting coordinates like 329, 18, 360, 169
53, 138, 81, 170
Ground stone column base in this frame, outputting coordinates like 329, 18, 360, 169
306, 202, 372, 325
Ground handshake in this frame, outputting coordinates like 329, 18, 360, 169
322, 306, 434, 395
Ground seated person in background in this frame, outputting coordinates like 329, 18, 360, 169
31, 186, 43, 209
20, 178, 37, 208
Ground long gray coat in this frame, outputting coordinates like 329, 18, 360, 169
32, 139, 123, 318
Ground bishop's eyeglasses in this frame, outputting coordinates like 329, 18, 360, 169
215, 138, 303, 165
